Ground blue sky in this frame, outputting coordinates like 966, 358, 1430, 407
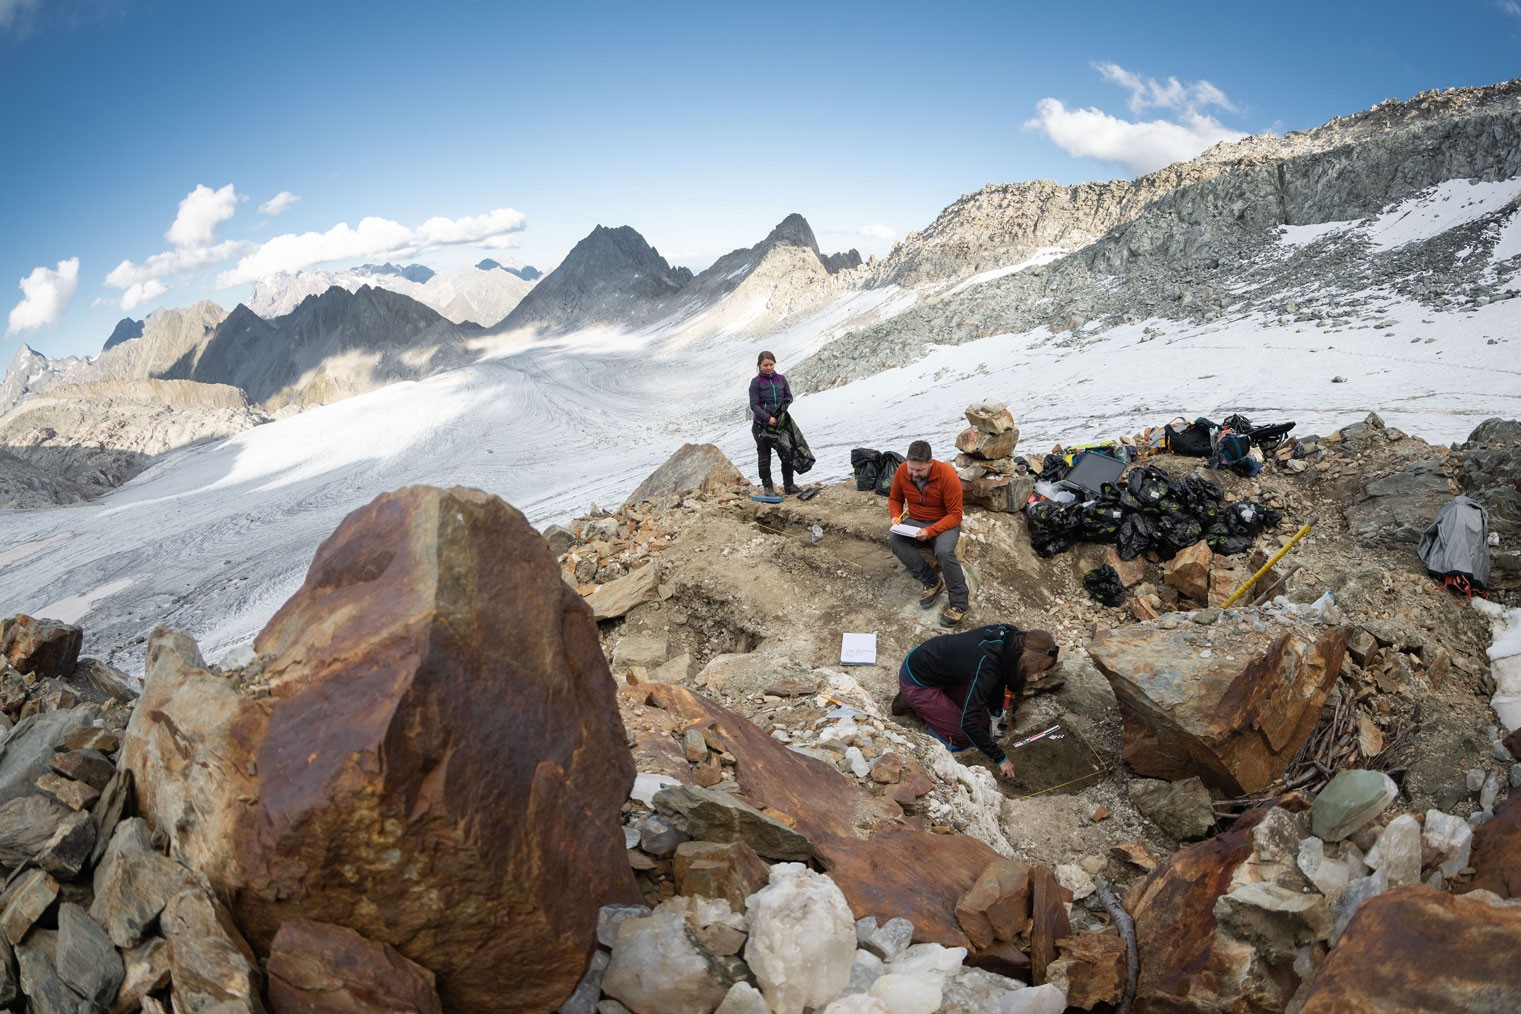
3, 0, 1519, 362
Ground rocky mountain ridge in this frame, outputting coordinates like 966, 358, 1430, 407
796, 78, 1521, 391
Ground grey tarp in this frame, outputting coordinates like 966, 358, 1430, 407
1417, 495, 1490, 588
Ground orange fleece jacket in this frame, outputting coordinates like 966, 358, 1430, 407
888, 459, 964, 538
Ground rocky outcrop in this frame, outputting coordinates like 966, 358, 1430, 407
624, 443, 745, 507
101, 317, 144, 353
1298, 885, 1521, 1011
1087, 620, 1350, 795
122, 485, 640, 1010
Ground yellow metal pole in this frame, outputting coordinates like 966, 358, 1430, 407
1221, 523, 1312, 609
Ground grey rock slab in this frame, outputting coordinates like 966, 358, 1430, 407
88, 766, 131, 870
557, 949, 609, 1014
90, 817, 181, 948
0, 793, 74, 869
1130, 777, 1216, 841
654, 784, 816, 862
0, 868, 59, 945
49, 748, 116, 792
35, 808, 97, 881
15, 930, 91, 1014
114, 936, 171, 1014
0, 932, 15, 1008
56, 902, 124, 1007
160, 879, 264, 1011
0, 710, 93, 807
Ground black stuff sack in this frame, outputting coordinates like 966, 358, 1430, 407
851, 448, 883, 492
1166, 417, 1217, 457
875, 452, 906, 496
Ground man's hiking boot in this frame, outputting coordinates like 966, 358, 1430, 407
762, 484, 776, 495
783, 484, 802, 495
919, 577, 945, 608
940, 604, 967, 627
890, 691, 910, 716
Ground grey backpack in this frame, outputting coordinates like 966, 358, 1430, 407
1417, 496, 1490, 594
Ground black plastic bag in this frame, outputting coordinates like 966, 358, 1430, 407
1154, 515, 1204, 560
1041, 453, 1072, 483
850, 448, 882, 492
1116, 513, 1154, 560
1083, 565, 1127, 606
875, 452, 906, 496
1127, 466, 1172, 509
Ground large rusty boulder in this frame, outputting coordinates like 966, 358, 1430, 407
1129, 807, 1304, 1012
1298, 885, 1521, 1011
122, 485, 640, 1011
1462, 790, 1521, 899
1087, 621, 1350, 794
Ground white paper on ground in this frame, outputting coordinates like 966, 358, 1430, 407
840, 632, 877, 666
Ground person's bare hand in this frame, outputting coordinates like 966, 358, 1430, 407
915, 528, 931, 541
997, 759, 1016, 780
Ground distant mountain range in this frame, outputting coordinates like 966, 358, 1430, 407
4, 77, 1519, 505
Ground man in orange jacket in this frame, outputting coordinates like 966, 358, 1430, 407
888, 440, 969, 626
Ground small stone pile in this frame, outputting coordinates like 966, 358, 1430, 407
955, 402, 1033, 513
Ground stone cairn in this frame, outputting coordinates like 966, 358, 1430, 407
955, 401, 1033, 513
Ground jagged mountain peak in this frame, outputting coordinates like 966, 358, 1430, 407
496, 224, 692, 332
762, 213, 820, 253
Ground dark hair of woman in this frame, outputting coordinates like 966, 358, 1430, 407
757, 350, 776, 368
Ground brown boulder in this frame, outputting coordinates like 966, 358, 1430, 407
1028, 864, 1073, 986
964, 401, 1017, 434
673, 840, 772, 912
1463, 790, 1521, 899
267, 918, 443, 1014
955, 427, 1017, 461
1129, 808, 1298, 1012
624, 442, 744, 507
1298, 885, 1521, 1012
1048, 932, 1127, 1010
962, 474, 1034, 513
1088, 622, 1350, 794
122, 486, 640, 1011
0, 615, 82, 680
954, 859, 1031, 950
1163, 541, 1213, 604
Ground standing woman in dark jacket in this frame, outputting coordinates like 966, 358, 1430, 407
891, 625, 1059, 779
748, 350, 799, 495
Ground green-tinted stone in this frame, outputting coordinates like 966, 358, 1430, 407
1311, 769, 1397, 842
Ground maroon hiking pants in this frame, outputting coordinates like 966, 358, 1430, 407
899, 661, 973, 750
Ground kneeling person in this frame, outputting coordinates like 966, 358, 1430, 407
889, 440, 969, 626
893, 626, 1059, 779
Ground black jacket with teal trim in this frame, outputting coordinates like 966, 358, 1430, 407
901, 624, 1018, 764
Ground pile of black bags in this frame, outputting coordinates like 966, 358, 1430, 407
1025, 464, 1281, 560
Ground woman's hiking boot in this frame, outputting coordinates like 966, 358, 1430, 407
783, 483, 802, 495
890, 691, 910, 716
919, 577, 945, 608
940, 604, 967, 627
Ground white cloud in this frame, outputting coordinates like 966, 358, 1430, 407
260, 191, 301, 216
1094, 63, 1240, 116
218, 208, 527, 286
166, 183, 241, 248
1025, 98, 1245, 176
1026, 65, 1248, 176
105, 240, 248, 290
859, 224, 897, 242
1501, 0, 1521, 18
415, 208, 526, 246
120, 279, 170, 311
6, 257, 80, 336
